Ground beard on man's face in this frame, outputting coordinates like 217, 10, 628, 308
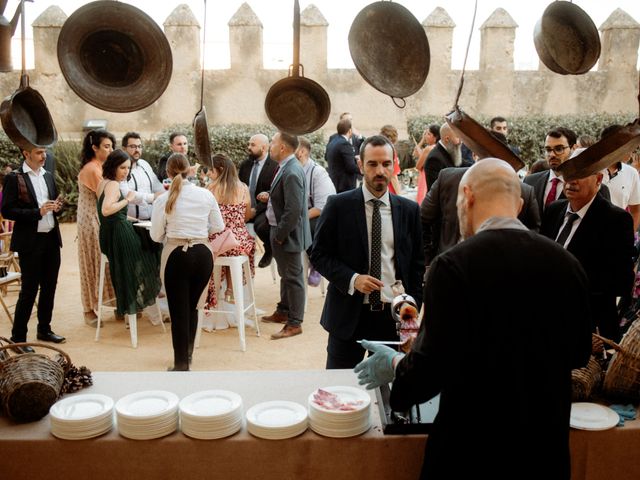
445, 140, 462, 167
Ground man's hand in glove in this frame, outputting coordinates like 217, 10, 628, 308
354, 340, 404, 390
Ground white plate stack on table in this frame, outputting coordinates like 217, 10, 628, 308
179, 390, 244, 440
49, 394, 114, 440
245, 400, 308, 440
570, 402, 620, 431
308, 386, 371, 438
115, 390, 179, 440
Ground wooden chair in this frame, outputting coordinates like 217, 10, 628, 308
0, 247, 21, 323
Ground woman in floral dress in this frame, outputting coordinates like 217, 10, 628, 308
205, 153, 255, 310
77, 129, 116, 326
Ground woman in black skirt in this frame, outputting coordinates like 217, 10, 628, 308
151, 153, 224, 371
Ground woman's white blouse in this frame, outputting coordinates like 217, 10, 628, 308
150, 183, 225, 242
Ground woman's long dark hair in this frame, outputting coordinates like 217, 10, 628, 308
80, 129, 116, 167
102, 150, 130, 180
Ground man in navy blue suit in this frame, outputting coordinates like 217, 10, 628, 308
311, 135, 424, 368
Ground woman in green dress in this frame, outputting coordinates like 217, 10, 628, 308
96, 150, 161, 317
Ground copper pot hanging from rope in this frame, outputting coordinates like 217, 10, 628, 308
264, 0, 330, 135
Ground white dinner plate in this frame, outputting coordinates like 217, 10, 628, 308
50, 394, 114, 421
570, 403, 620, 431
179, 390, 242, 418
246, 401, 307, 429
115, 390, 179, 419
308, 386, 371, 414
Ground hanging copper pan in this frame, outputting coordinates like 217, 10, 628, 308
348, 1, 429, 107
534, 1, 600, 75
192, 0, 212, 169
57, 1, 172, 113
0, 0, 56, 150
557, 74, 640, 181
446, 108, 524, 172
264, 0, 330, 135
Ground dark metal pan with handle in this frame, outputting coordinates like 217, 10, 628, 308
192, 0, 212, 169
534, 1, 601, 75
0, 0, 56, 150
264, 0, 330, 135
557, 75, 640, 182
444, 0, 524, 172
348, 1, 430, 107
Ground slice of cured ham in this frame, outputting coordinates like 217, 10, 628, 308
312, 389, 365, 411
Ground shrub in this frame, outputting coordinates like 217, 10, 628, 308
0, 124, 328, 222
408, 113, 637, 166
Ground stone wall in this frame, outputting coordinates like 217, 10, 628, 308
0, 3, 639, 140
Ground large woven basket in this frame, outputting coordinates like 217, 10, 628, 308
0, 339, 70, 422
571, 356, 603, 401
596, 320, 640, 402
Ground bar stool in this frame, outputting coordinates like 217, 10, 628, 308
196, 255, 259, 352
95, 254, 165, 348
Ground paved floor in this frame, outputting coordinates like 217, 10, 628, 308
0, 223, 329, 371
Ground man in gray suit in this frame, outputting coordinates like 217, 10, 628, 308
261, 132, 312, 339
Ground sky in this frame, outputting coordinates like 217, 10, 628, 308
7, 0, 640, 70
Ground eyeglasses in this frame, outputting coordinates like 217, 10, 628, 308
544, 145, 570, 156
126, 145, 143, 150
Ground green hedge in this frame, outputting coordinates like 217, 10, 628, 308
0, 125, 327, 222
408, 113, 637, 166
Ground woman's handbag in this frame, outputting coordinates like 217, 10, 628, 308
210, 229, 239, 259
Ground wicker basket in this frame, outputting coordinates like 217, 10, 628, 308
0, 339, 70, 423
596, 320, 640, 402
571, 356, 603, 401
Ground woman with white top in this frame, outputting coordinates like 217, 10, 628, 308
151, 153, 225, 371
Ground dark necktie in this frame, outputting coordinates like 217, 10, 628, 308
369, 199, 382, 309
556, 212, 580, 247
249, 160, 258, 208
545, 177, 560, 208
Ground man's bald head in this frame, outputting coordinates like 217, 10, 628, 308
248, 133, 269, 160
457, 158, 523, 239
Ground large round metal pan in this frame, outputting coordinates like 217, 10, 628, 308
534, 1, 600, 75
1, 74, 57, 150
193, 106, 213, 169
57, 1, 172, 113
445, 108, 524, 172
349, 1, 430, 100
556, 120, 640, 181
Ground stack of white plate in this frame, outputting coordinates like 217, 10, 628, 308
570, 402, 620, 431
308, 386, 371, 438
246, 400, 308, 440
49, 393, 114, 440
179, 390, 244, 439
115, 390, 179, 440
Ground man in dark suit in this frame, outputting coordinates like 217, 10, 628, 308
422, 164, 540, 266
327, 112, 365, 158
1, 146, 66, 350
238, 133, 279, 268
311, 135, 424, 369
355, 159, 591, 479
542, 169, 635, 342
325, 118, 360, 193
261, 132, 312, 340
424, 123, 465, 190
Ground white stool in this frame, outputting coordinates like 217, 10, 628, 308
302, 252, 325, 312
196, 255, 259, 352
95, 253, 165, 348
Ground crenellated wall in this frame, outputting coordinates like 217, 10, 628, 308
0, 2, 639, 140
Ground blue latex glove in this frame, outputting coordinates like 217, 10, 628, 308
353, 340, 404, 390
610, 404, 637, 426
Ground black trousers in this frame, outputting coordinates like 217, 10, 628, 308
326, 304, 398, 369
164, 244, 213, 370
11, 230, 61, 342
253, 211, 271, 257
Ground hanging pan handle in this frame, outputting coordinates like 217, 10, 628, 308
292, 0, 300, 75
391, 97, 406, 109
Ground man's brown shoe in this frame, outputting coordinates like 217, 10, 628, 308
261, 311, 288, 324
270, 324, 302, 340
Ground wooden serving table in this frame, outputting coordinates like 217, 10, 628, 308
0, 370, 639, 480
